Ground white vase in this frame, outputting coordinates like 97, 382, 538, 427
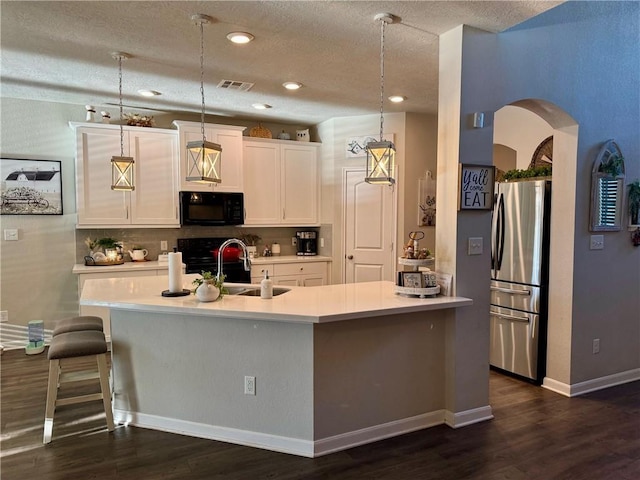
196, 280, 220, 302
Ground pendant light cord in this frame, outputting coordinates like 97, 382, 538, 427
199, 19, 206, 143
378, 18, 386, 142
118, 55, 125, 157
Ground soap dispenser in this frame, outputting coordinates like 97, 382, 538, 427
260, 270, 273, 299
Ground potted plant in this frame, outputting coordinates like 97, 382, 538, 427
192, 271, 227, 302
599, 153, 624, 177
628, 180, 640, 226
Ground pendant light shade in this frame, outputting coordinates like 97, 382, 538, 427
111, 52, 134, 191
186, 14, 222, 184
365, 13, 396, 186
186, 139, 222, 183
365, 140, 396, 185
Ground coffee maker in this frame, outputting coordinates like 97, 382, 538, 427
296, 231, 318, 256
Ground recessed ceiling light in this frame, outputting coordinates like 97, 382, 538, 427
252, 103, 272, 110
283, 82, 302, 90
138, 89, 162, 97
227, 32, 254, 44
388, 95, 406, 103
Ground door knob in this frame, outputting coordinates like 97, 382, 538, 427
347, 255, 354, 260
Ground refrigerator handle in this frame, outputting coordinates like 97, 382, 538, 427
490, 286, 531, 296
490, 311, 530, 323
497, 193, 505, 271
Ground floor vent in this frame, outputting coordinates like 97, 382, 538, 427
217, 80, 254, 92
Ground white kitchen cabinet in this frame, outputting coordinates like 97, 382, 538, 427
243, 138, 319, 226
251, 260, 329, 286
173, 121, 246, 193
72, 122, 179, 228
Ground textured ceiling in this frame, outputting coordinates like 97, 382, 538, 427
0, 1, 563, 125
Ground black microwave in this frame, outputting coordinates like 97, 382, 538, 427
179, 192, 244, 226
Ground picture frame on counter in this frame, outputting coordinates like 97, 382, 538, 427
1, 158, 63, 215
400, 271, 424, 288
458, 164, 495, 210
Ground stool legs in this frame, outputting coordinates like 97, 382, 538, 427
97, 353, 115, 431
43, 359, 60, 444
43, 354, 114, 444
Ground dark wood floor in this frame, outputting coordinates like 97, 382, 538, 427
1, 348, 639, 480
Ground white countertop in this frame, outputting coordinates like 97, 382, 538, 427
72, 260, 173, 274
80, 275, 472, 324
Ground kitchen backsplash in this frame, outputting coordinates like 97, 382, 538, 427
75, 226, 320, 263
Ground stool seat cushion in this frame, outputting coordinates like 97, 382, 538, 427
48, 330, 107, 360
53, 316, 103, 336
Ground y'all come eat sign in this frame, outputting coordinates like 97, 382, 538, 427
458, 164, 495, 210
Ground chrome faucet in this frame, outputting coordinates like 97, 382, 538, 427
216, 238, 251, 281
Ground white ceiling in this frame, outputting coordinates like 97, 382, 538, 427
0, 1, 563, 126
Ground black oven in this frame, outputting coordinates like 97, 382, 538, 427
177, 237, 251, 283
179, 191, 244, 226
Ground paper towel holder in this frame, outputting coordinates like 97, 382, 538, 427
162, 247, 191, 297
162, 289, 191, 297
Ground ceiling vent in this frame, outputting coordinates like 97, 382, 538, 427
217, 79, 254, 92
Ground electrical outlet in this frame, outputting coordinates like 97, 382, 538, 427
592, 338, 600, 354
320, 237, 325, 248
4, 229, 18, 241
590, 235, 604, 250
468, 237, 483, 255
244, 376, 256, 395
160, 240, 168, 251
0, 310, 8, 323
291, 237, 297, 246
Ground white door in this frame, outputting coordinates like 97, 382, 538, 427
344, 169, 396, 283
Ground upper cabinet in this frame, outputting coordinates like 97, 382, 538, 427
71, 122, 180, 228
173, 121, 246, 193
243, 138, 320, 226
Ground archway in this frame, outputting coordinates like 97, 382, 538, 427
493, 99, 579, 387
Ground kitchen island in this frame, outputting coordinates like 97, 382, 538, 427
81, 276, 488, 457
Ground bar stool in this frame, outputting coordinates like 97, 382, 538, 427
43, 329, 114, 444
52, 315, 103, 336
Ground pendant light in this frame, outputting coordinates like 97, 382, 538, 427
111, 52, 135, 191
186, 13, 222, 184
365, 13, 396, 186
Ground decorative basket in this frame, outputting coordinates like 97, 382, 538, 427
250, 123, 272, 139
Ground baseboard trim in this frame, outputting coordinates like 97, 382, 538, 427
543, 368, 640, 397
114, 409, 450, 458
114, 409, 316, 457
313, 410, 446, 457
444, 405, 493, 428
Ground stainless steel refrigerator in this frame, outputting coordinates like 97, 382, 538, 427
490, 179, 551, 383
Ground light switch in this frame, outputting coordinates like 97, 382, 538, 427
590, 235, 604, 250
468, 237, 483, 255
4, 229, 18, 241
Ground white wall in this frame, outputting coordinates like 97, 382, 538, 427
0, 99, 82, 328
317, 112, 437, 284
494, 106, 554, 169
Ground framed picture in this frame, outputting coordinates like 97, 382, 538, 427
401, 272, 424, 288
458, 164, 495, 210
1, 158, 63, 215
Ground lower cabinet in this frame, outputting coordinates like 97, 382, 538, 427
251, 261, 329, 287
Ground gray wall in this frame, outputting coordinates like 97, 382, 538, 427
446, 1, 640, 388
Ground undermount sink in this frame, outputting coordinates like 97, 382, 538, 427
225, 286, 291, 297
